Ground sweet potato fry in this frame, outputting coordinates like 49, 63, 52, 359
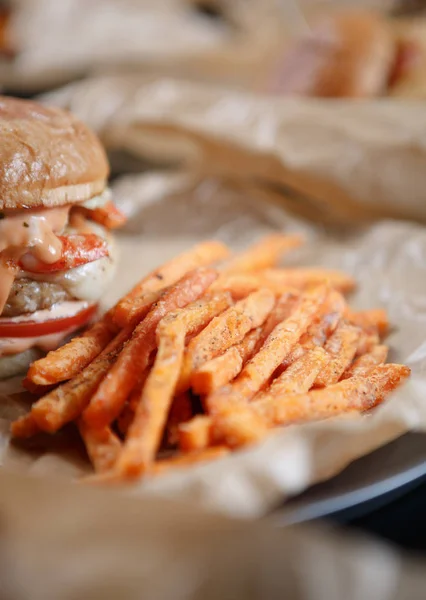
191, 327, 263, 395
214, 364, 411, 447
166, 393, 194, 446
341, 345, 389, 379
27, 319, 115, 386
205, 285, 328, 414
177, 289, 275, 393
211, 273, 299, 300
222, 234, 303, 274
182, 346, 328, 451
83, 268, 218, 428
179, 415, 212, 452
314, 322, 361, 388
260, 347, 328, 398
115, 294, 232, 475
22, 378, 55, 397
78, 420, 122, 473
261, 268, 356, 293
10, 413, 40, 439
356, 331, 380, 356
347, 309, 389, 337
30, 327, 131, 433
111, 241, 229, 327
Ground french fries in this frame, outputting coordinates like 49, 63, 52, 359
111, 241, 230, 328
177, 289, 275, 393
27, 319, 115, 387
116, 295, 232, 476
83, 268, 218, 428
10, 235, 411, 483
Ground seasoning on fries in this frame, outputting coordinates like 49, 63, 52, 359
11, 234, 411, 482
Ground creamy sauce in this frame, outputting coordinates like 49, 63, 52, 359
0, 206, 70, 314
0, 327, 77, 357
0, 300, 90, 324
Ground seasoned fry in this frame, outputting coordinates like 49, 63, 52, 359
314, 322, 361, 388
115, 295, 230, 476
260, 292, 300, 341
179, 415, 212, 452
222, 234, 303, 274
29, 327, 131, 433
27, 319, 115, 386
212, 273, 299, 300
83, 268, 218, 428
191, 327, 263, 395
262, 268, 356, 293
206, 285, 328, 414
260, 347, 328, 398
112, 241, 229, 327
177, 289, 275, 393
356, 331, 380, 356
78, 420, 122, 473
10, 413, 40, 439
347, 309, 389, 337
341, 345, 389, 379
214, 364, 411, 447
166, 393, 193, 446
22, 378, 55, 396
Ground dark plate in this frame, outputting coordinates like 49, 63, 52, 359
274, 433, 426, 525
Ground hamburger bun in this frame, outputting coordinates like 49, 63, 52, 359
0, 96, 109, 210
271, 10, 396, 98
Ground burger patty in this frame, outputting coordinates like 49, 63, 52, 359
2, 278, 74, 318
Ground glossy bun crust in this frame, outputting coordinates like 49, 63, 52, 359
0, 96, 109, 210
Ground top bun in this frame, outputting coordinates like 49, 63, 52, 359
272, 10, 396, 98
0, 96, 109, 210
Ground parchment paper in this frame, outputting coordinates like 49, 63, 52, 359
0, 78, 426, 518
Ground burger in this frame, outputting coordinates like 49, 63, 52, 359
0, 96, 125, 379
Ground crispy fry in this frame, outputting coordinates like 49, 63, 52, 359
179, 415, 212, 452
27, 319, 115, 386
10, 413, 40, 439
214, 364, 411, 447
166, 393, 193, 446
178, 289, 275, 393
212, 273, 300, 300
22, 378, 55, 396
30, 327, 131, 433
262, 268, 356, 293
115, 295, 230, 476
314, 322, 361, 388
191, 327, 263, 395
356, 331, 380, 356
205, 285, 328, 414
222, 234, 303, 273
347, 309, 389, 337
260, 347, 328, 397
83, 268, 218, 428
342, 345, 389, 379
78, 420, 122, 473
112, 241, 229, 327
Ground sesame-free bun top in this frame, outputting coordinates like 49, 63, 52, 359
0, 96, 109, 210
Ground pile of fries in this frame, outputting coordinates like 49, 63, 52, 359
11, 234, 411, 482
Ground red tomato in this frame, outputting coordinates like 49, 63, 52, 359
20, 234, 108, 273
0, 303, 97, 338
78, 201, 127, 229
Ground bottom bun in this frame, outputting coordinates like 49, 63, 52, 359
0, 348, 43, 380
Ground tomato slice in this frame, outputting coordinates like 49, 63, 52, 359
0, 303, 97, 338
77, 201, 127, 229
20, 234, 109, 273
